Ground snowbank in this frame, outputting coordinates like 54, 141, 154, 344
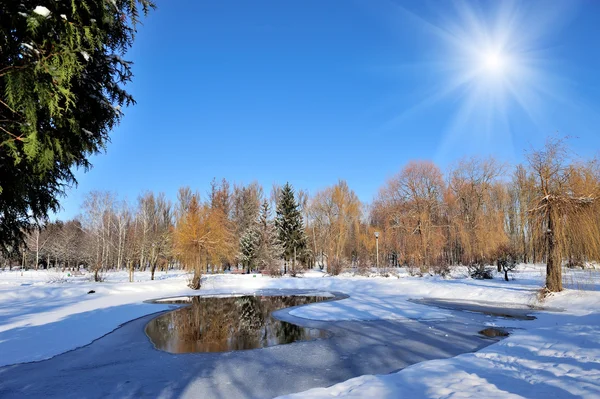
1, 265, 599, 398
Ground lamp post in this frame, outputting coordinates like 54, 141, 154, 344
374, 232, 380, 269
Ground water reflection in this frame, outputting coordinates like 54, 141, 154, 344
146, 295, 331, 353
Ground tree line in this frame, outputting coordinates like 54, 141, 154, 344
2, 138, 599, 292
1, 6, 597, 294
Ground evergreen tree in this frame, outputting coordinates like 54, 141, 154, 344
239, 225, 259, 273
274, 183, 307, 275
256, 200, 282, 274
0, 1, 154, 252
233, 182, 262, 272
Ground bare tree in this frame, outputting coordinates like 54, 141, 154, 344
81, 191, 116, 281
148, 193, 173, 280
24, 223, 50, 269
113, 200, 131, 271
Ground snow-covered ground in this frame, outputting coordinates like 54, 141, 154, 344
1, 265, 599, 398
0, 269, 195, 366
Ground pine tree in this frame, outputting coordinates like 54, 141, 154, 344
0, 1, 154, 253
274, 183, 307, 275
233, 182, 262, 272
256, 200, 282, 274
239, 225, 259, 273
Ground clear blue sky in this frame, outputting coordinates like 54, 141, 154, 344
56, 0, 600, 219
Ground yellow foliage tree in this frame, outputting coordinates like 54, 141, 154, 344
173, 194, 233, 289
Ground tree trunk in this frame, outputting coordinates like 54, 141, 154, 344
35, 230, 39, 270
546, 210, 562, 292
292, 246, 296, 276
189, 266, 201, 290
522, 230, 527, 264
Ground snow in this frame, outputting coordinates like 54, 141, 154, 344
278, 314, 600, 399
0, 270, 195, 366
1, 265, 599, 398
33, 6, 51, 18
20, 43, 39, 56
276, 268, 600, 399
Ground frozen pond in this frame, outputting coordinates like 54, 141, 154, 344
146, 295, 332, 353
0, 290, 531, 398
409, 298, 545, 320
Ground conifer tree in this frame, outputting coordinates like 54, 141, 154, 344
255, 200, 282, 274
0, 0, 154, 252
274, 183, 307, 275
239, 225, 259, 273
233, 182, 262, 272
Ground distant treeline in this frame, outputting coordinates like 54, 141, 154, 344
3, 138, 599, 292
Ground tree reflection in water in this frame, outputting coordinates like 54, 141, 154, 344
145, 295, 330, 353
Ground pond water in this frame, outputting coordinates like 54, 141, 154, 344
146, 295, 331, 353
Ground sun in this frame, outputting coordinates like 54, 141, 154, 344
384, 0, 572, 155
482, 51, 506, 74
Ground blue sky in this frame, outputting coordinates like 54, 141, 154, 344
56, 0, 600, 219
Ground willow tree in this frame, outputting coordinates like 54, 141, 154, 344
528, 139, 600, 293
448, 157, 507, 269
309, 180, 361, 275
377, 161, 446, 270
0, 1, 154, 252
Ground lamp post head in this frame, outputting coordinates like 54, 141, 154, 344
374, 232, 380, 239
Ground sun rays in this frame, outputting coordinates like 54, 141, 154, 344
382, 0, 578, 157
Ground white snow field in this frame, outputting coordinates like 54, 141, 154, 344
1, 265, 599, 398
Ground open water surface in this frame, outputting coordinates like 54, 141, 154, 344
146, 295, 332, 353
